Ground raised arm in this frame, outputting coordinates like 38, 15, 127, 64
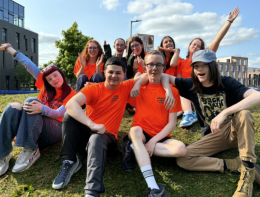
1, 43, 40, 80
208, 7, 239, 52
169, 48, 180, 67
103, 40, 112, 63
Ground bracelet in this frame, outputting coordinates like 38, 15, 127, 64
227, 19, 233, 23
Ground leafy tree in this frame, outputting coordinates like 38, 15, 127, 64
54, 22, 93, 84
42, 60, 54, 70
12, 63, 34, 89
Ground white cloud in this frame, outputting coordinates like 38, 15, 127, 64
101, 0, 119, 10
247, 52, 258, 56
39, 49, 59, 66
38, 32, 60, 44
127, 0, 258, 49
249, 57, 260, 67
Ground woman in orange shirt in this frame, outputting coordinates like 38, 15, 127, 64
0, 43, 76, 176
74, 40, 104, 92
177, 7, 239, 128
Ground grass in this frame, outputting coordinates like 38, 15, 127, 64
0, 93, 260, 197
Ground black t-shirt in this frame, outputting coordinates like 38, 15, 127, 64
175, 76, 249, 136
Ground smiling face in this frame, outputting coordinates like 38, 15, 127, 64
162, 37, 175, 50
144, 54, 164, 84
45, 71, 64, 89
104, 65, 125, 90
193, 62, 212, 87
189, 39, 202, 55
114, 39, 126, 56
130, 41, 143, 56
88, 42, 99, 58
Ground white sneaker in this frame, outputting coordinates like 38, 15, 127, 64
0, 153, 12, 176
12, 148, 40, 173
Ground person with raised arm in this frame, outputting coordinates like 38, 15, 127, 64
177, 7, 239, 129
0, 43, 76, 176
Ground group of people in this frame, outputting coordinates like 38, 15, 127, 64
0, 7, 260, 197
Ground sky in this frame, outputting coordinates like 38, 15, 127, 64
17, 0, 260, 68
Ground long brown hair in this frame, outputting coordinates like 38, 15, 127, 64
191, 61, 223, 95
42, 66, 71, 104
126, 36, 145, 60
186, 38, 205, 59
160, 36, 176, 70
81, 40, 104, 61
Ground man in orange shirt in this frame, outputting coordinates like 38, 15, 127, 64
122, 50, 187, 196
52, 56, 174, 196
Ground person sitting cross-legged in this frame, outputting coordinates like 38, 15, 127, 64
121, 50, 187, 196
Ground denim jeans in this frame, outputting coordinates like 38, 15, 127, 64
75, 74, 102, 92
0, 97, 62, 159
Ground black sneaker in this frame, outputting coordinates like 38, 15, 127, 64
52, 156, 82, 189
144, 184, 170, 197
121, 139, 136, 172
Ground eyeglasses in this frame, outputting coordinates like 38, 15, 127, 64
193, 63, 208, 70
88, 47, 98, 51
146, 63, 164, 69
115, 44, 125, 48
130, 44, 140, 49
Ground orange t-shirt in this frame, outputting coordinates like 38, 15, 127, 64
73, 59, 104, 79
179, 58, 192, 78
128, 83, 181, 138
80, 79, 134, 138
164, 57, 182, 77
35, 72, 77, 122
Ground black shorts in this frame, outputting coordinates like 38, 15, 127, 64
143, 130, 171, 143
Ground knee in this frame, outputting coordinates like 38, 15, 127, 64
129, 127, 143, 142
91, 73, 102, 83
10, 102, 22, 110
235, 110, 254, 124
89, 134, 106, 147
173, 142, 187, 157
24, 97, 39, 103
78, 74, 88, 82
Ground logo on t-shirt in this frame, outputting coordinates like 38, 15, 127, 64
157, 97, 165, 104
197, 91, 232, 125
110, 95, 119, 102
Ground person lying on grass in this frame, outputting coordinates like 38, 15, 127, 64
52, 57, 175, 197
0, 43, 76, 176
121, 50, 186, 197
132, 49, 260, 197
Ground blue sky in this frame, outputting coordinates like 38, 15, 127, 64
17, 0, 260, 67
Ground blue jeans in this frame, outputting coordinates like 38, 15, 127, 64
0, 97, 62, 159
75, 74, 102, 92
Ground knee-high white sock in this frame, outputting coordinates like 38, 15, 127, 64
141, 165, 159, 190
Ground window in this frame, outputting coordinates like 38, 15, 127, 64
226, 59, 230, 63
232, 72, 235, 78
242, 66, 245, 72
14, 2, 18, 14
14, 14, 18, 25
220, 72, 223, 76
2, 28, 7, 42
18, 5, 24, 17
0, 10, 3, 20
238, 59, 241, 65
219, 64, 223, 70
8, 14, 13, 24
237, 66, 240, 72
24, 35, 27, 51
226, 65, 229, 71
2, 51, 4, 67
0, 0, 3, 7
226, 72, 229, 76
18, 17, 23, 27
244, 59, 247, 65
238, 73, 241, 78
249, 74, 251, 79
31, 56, 33, 62
16, 32, 20, 49
31, 38, 36, 53
8, 0, 13, 12
14, 59, 18, 68
3, 0, 8, 9
231, 65, 234, 71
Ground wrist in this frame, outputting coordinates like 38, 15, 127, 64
227, 19, 233, 23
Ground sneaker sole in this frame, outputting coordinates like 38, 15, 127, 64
12, 149, 40, 173
0, 154, 12, 176
52, 158, 82, 190
179, 118, 197, 128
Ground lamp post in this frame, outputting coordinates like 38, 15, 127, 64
130, 20, 142, 38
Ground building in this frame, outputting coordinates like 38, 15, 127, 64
126, 33, 154, 57
247, 67, 260, 87
0, 0, 38, 90
217, 56, 248, 86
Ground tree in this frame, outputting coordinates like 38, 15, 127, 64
12, 63, 34, 89
54, 22, 93, 84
